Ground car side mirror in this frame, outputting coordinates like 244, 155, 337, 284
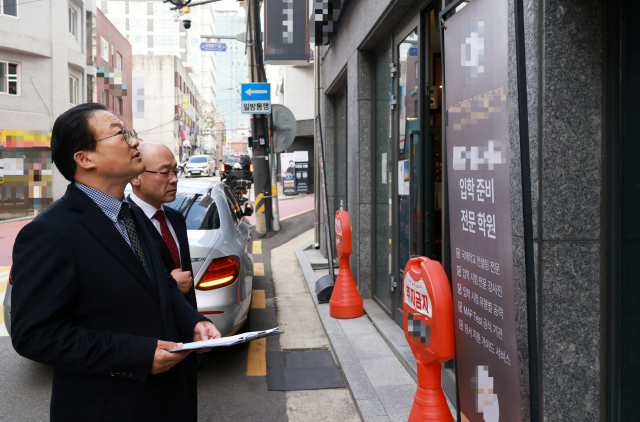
243, 204, 254, 217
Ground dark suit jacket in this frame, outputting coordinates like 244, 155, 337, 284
127, 197, 197, 309
11, 184, 206, 422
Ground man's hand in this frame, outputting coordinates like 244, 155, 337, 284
170, 268, 193, 294
193, 320, 222, 353
150, 340, 191, 375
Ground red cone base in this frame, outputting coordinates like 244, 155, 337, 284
408, 387, 454, 422
329, 267, 363, 319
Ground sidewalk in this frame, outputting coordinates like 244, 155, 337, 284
293, 237, 457, 422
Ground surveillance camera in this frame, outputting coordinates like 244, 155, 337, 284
183, 20, 191, 29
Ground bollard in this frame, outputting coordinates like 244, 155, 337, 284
403, 257, 455, 422
329, 210, 363, 319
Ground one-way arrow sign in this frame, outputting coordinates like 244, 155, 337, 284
241, 83, 271, 114
245, 88, 268, 96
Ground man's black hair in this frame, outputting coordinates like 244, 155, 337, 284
289, 160, 294, 164
51, 103, 109, 181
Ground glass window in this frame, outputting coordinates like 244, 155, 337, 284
153, 3, 172, 15
101, 37, 109, 60
128, 2, 146, 15
106, 1, 125, 15
155, 18, 179, 32
110, 17, 126, 34
0, 62, 19, 95
69, 76, 78, 105
1, 0, 18, 17
154, 35, 179, 48
116, 97, 122, 114
116, 52, 122, 70
165, 193, 220, 230
129, 18, 146, 30
224, 189, 240, 225
188, 156, 208, 164
68, 6, 76, 37
101, 91, 108, 106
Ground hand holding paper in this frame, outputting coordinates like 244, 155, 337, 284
171, 327, 283, 352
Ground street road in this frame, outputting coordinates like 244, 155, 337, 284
0, 209, 315, 421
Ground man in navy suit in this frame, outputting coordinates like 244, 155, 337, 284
127, 141, 199, 416
11, 103, 220, 421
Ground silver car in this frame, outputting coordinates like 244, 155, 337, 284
3, 180, 254, 337
184, 155, 213, 178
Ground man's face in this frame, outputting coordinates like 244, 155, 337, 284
136, 145, 179, 206
89, 110, 144, 181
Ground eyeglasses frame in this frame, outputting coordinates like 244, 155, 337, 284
95, 128, 138, 145
145, 170, 179, 180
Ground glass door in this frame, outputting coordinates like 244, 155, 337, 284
394, 20, 421, 325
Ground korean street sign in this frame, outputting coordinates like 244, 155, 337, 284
200, 42, 227, 52
241, 83, 271, 114
444, 0, 523, 421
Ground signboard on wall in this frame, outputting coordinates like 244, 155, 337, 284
265, 0, 310, 64
444, 1, 523, 421
281, 152, 297, 195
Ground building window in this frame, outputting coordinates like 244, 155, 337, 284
102, 91, 108, 107
101, 37, 109, 61
68, 6, 77, 37
0, 61, 19, 95
116, 97, 122, 115
0, 0, 18, 17
69, 76, 78, 105
116, 52, 122, 71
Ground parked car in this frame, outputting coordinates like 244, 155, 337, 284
221, 154, 253, 181
4, 180, 255, 337
185, 155, 214, 178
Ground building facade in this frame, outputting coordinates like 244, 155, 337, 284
95, 8, 133, 128
0, 0, 101, 218
213, 10, 249, 133
100, 0, 216, 155
315, 0, 639, 420
132, 55, 201, 162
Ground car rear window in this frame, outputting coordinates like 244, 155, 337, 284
164, 193, 220, 230
188, 156, 208, 164
224, 155, 242, 164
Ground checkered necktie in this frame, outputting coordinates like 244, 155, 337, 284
118, 203, 151, 279
153, 210, 181, 269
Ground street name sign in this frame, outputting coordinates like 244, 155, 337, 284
241, 83, 271, 114
200, 42, 227, 52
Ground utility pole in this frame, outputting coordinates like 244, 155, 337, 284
244, 0, 271, 236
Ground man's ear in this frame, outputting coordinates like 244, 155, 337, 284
131, 176, 142, 187
73, 151, 97, 171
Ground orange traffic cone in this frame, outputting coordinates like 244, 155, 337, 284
329, 211, 363, 319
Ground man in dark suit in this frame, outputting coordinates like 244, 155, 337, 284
127, 141, 199, 417
10, 103, 220, 422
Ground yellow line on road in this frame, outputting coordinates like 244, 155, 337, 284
0, 280, 6, 294
246, 338, 266, 376
252, 241, 262, 255
281, 209, 314, 221
254, 262, 265, 276
0, 306, 4, 325
251, 290, 265, 309
0, 266, 10, 273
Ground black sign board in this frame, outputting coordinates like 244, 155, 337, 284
443, 0, 522, 421
265, 0, 310, 65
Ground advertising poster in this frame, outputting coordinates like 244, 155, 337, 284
444, 0, 523, 421
281, 152, 297, 195
294, 151, 310, 193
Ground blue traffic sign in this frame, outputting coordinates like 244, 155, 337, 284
241, 83, 271, 114
200, 42, 227, 52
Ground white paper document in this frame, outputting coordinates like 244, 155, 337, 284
170, 327, 283, 352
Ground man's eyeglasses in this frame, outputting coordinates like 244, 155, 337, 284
96, 128, 139, 145
145, 170, 179, 180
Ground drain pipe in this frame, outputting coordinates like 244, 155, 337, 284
314, 46, 322, 247
32, 77, 53, 130
514, 0, 541, 420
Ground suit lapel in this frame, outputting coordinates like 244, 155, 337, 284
165, 209, 192, 273
79, 202, 160, 304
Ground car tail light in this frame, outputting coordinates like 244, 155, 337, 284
196, 256, 240, 291
221, 163, 225, 172
250, 164, 253, 172
8, 266, 13, 286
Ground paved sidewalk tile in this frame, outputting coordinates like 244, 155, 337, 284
360, 356, 416, 388
348, 334, 395, 360
375, 384, 417, 422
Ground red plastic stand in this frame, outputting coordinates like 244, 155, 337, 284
329, 211, 363, 319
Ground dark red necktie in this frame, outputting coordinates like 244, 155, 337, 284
154, 210, 181, 269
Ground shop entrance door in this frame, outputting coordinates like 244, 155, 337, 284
393, 20, 422, 326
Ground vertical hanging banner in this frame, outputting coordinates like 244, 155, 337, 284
294, 150, 310, 193
265, 0, 310, 65
280, 152, 298, 195
444, 1, 522, 422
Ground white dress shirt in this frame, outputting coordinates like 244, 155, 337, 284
128, 192, 182, 265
